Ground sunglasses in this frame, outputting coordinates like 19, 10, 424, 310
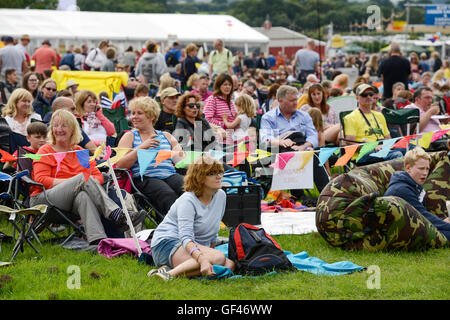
207, 171, 224, 177
186, 103, 201, 109
45, 87, 57, 92
360, 92, 375, 98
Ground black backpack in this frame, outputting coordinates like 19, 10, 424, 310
166, 51, 178, 67
228, 223, 295, 275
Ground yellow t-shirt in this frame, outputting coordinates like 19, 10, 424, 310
296, 94, 309, 109
343, 109, 389, 143
208, 48, 233, 74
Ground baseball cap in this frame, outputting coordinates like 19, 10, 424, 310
160, 87, 180, 101
356, 83, 374, 96
3, 36, 14, 43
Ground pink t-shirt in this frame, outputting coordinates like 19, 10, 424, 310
32, 46, 57, 74
406, 103, 441, 133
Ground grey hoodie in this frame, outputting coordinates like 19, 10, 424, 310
135, 52, 167, 85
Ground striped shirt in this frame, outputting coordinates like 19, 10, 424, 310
130, 129, 176, 179
203, 95, 236, 129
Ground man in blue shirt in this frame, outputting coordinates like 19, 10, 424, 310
260, 85, 329, 200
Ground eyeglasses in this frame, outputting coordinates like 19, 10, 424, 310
207, 171, 224, 177
186, 103, 201, 109
360, 92, 375, 98
44, 87, 57, 92
28, 79, 38, 82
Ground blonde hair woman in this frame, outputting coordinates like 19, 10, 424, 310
149, 154, 235, 280
115, 96, 185, 217
29, 109, 145, 245
32, 78, 57, 118
2, 88, 42, 136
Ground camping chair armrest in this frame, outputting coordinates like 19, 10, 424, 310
112, 168, 146, 197
20, 176, 56, 207
338, 137, 361, 145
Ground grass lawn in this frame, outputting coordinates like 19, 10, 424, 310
0, 218, 448, 301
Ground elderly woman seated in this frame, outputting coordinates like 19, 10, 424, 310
29, 109, 144, 245
115, 97, 185, 217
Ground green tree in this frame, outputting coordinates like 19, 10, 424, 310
0, 0, 58, 9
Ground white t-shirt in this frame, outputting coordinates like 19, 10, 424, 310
5, 113, 42, 136
233, 114, 251, 141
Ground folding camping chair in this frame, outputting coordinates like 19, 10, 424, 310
16, 147, 87, 247
110, 168, 165, 227
382, 107, 420, 138
103, 107, 130, 135
0, 170, 47, 261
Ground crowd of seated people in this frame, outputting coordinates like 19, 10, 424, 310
1, 36, 449, 268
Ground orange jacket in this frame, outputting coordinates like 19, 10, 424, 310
30, 144, 103, 197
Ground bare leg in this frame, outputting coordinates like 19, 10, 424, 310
169, 244, 231, 278
324, 123, 341, 145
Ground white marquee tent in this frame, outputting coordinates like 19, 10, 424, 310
0, 9, 269, 53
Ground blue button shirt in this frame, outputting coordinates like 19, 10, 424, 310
259, 106, 319, 148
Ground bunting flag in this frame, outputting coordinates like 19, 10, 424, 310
136, 149, 158, 179
76, 149, 90, 169
175, 151, 202, 169
297, 151, 314, 171
356, 141, 379, 163
333, 145, 359, 167
53, 153, 67, 176
411, 132, 433, 149
228, 141, 249, 167
391, 135, 417, 149
207, 150, 226, 161
154, 150, 173, 167
318, 147, 338, 167
431, 128, 450, 143
0, 149, 17, 163
270, 152, 295, 170
97, 147, 131, 167
23, 153, 42, 161
247, 149, 272, 163
371, 138, 398, 158
103, 146, 112, 161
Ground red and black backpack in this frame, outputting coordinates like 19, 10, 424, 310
228, 223, 295, 275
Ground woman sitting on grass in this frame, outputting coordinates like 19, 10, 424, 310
149, 155, 235, 280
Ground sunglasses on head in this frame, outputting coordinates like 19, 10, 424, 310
186, 103, 201, 109
360, 91, 375, 98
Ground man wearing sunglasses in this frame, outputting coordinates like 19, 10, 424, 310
343, 83, 403, 164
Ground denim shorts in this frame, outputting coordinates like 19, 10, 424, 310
151, 238, 182, 268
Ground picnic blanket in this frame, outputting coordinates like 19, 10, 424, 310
261, 211, 317, 235
207, 244, 365, 279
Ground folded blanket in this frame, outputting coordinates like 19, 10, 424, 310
98, 238, 152, 258
208, 244, 364, 279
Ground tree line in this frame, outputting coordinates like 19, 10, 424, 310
1, 0, 445, 36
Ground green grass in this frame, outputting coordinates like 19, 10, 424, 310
1, 219, 449, 300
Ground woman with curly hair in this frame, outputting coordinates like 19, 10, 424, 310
149, 154, 235, 280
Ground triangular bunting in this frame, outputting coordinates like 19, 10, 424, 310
371, 138, 398, 158
53, 153, 67, 175
431, 128, 450, 143
208, 150, 226, 161
269, 152, 295, 170
0, 149, 17, 163
103, 145, 112, 160
391, 135, 417, 149
356, 141, 379, 162
318, 147, 338, 167
297, 151, 314, 171
175, 151, 202, 169
333, 145, 359, 167
137, 149, 158, 179
76, 149, 90, 169
97, 148, 131, 167
247, 149, 272, 163
23, 153, 42, 161
154, 150, 173, 167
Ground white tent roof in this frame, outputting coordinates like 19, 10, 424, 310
0, 9, 269, 45
253, 26, 326, 47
